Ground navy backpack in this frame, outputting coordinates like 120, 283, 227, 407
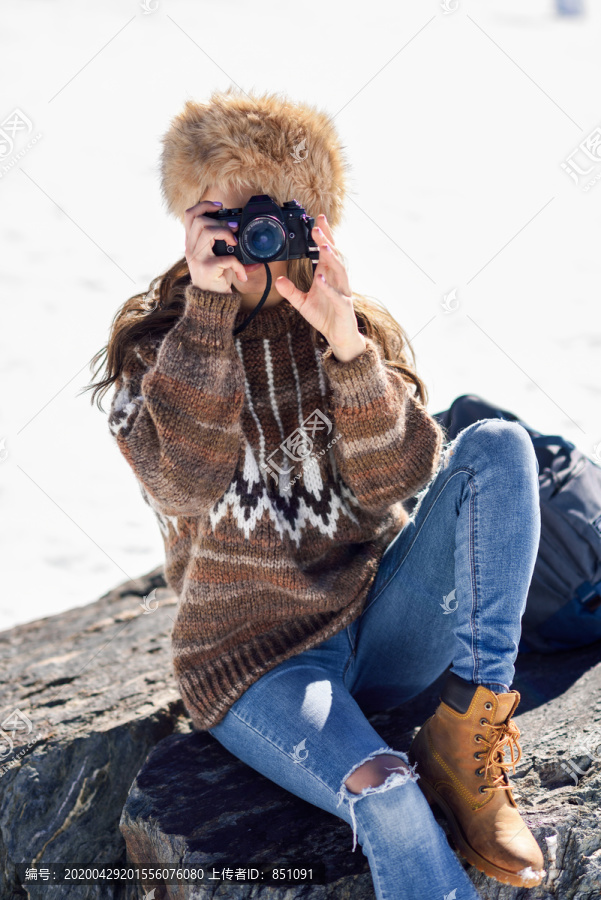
403, 394, 601, 654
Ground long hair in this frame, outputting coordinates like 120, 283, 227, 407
80, 253, 431, 411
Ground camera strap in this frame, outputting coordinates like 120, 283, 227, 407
232, 263, 272, 336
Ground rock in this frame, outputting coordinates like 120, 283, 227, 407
119, 642, 601, 900
0, 566, 188, 900
2, 565, 601, 899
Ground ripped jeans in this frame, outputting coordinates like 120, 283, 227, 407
208, 418, 541, 900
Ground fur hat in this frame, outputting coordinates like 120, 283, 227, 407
159, 85, 352, 229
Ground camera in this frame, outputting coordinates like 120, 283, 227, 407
204, 194, 319, 266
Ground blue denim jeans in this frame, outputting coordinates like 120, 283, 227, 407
208, 418, 541, 900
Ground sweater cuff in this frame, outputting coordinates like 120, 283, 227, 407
183, 283, 242, 346
321, 336, 403, 406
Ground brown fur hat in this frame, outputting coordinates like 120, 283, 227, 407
159, 85, 352, 229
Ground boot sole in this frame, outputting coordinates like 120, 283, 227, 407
415, 773, 545, 889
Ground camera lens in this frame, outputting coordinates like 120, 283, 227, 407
242, 216, 286, 261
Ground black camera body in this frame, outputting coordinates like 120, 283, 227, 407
205, 194, 319, 266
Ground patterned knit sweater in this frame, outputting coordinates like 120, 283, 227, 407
108, 282, 445, 731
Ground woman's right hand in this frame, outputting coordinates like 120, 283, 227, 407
184, 201, 249, 294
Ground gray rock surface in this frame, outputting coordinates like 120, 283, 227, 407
0, 566, 186, 900
1, 565, 601, 899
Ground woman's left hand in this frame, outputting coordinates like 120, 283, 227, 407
275, 214, 366, 358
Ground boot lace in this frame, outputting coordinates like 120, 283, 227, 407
479, 718, 523, 792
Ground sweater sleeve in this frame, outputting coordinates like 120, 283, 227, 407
107, 283, 246, 518
320, 336, 445, 514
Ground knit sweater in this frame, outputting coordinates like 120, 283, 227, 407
108, 281, 445, 731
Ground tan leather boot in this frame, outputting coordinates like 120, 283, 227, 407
408, 672, 546, 888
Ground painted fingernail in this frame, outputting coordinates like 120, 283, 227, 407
212, 201, 222, 206
228, 221, 238, 227
316, 227, 323, 234
323, 244, 332, 252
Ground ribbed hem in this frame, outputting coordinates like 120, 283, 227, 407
178, 615, 352, 732
320, 336, 400, 406
173, 581, 385, 732
184, 283, 242, 348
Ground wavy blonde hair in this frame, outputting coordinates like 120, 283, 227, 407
80, 253, 430, 411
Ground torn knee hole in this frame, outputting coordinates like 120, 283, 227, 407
336, 750, 421, 853
345, 754, 412, 794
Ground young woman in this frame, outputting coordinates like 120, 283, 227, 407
85, 88, 546, 899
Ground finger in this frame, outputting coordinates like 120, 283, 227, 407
187, 223, 239, 262
188, 222, 238, 251
274, 275, 307, 309
186, 205, 238, 243
184, 199, 224, 226
313, 266, 340, 295
315, 244, 352, 295
212, 256, 248, 283
316, 272, 354, 310
312, 224, 336, 251
185, 202, 238, 250
208, 253, 248, 281
318, 242, 337, 266
188, 234, 247, 283
315, 214, 335, 246
200, 254, 247, 283
316, 272, 334, 290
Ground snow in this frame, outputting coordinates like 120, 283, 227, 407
517, 865, 546, 885
1, 0, 600, 631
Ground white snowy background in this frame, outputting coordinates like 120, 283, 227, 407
0, 0, 600, 631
